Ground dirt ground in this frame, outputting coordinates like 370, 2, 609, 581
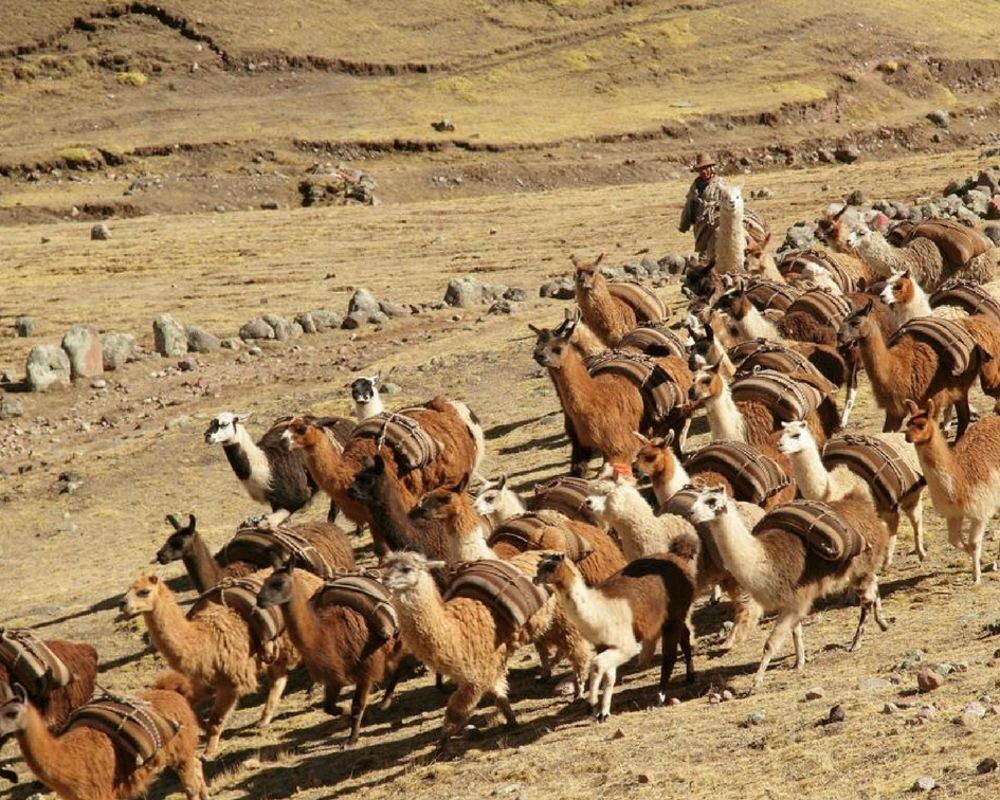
3, 3, 1000, 799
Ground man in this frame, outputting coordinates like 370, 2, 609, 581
679, 152, 723, 235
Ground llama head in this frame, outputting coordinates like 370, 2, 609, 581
904, 399, 938, 445
204, 412, 251, 445
122, 572, 165, 616
0, 684, 28, 739
256, 558, 295, 609
687, 321, 721, 370
682, 258, 718, 300
689, 363, 725, 406
532, 328, 574, 369
281, 416, 321, 451
842, 224, 872, 252
350, 372, 381, 404
533, 552, 574, 589
722, 184, 743, 212
634, 431, 676, 480
383, 551, 445, 594
571, 253, 605, 292
688, 485, 730, 525
837, 299, 876, 348
411, 476, 472, 522
880, 270, 914, 306
777, 420, 815, 456
347, 454, 387, 503
155, 514, 198, 565
473, 475, 522, 521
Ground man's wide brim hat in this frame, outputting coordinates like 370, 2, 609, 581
692, 152, 716, 171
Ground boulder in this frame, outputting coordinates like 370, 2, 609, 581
349, 288, 381, 316
539, 277, 575, 299
90, 223, 112, 240
341, 312, 368, 329
153, 314, 188, 356
295, 312, 318, 333
379, 300, 412, 318
834, 146, 861, 164
61, 324, 103, 379
983, 223, 1000, 246
504, 287, 528, 302
964, 188, 991, 217
0, 397, 24, 419
927, 109, 950, 128
26, 345, 71, 391
263, 314, 297, 341
239, 317, 275, 341
306, 310, 342, 331
444, 277, 484, 308
917, 668, 944, 693
14, 316, 34, 337
185, 325, 220, 353
102, 333, 136, 370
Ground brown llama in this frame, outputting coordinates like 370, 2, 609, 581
572, 253, 666, 347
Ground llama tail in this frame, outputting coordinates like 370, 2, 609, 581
668, 533, 701, 562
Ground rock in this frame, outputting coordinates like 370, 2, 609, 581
177, 356, 197, 372
931, 663, 955, 676
817, 148, 836, 164
977, 758, 998, 775
989, 197, 1000, 221
164, 414, 191, 431
482, 284, 509, 303
834, 146, 861, 164
220, 337, 242, 350
381, 381, 402, 395
965, 189, 991, 217
295, 312, 318, 333
444, 277, 484, 308
504, 287, 528, 302
751, 186, 774, 200
379, 300, 411, 318
341, 312, 368, 330
927, 109, 950, 128
883, 702, 899, 714
306, 310, 342, 331
858, 677, 893, 691
743, 710, 766, 727
721, 689, 734, 701
917, 668, 944, 693
846, 189, 866, 206
14, 316, 34, 337
431, 119, 455, 132
539, 277, 575, 300
488, 299, 520, 315
912, 776, 936, 792
0, 398, 24, 419
102, 333, 136, 370
260, 200, 279, 210
984, 224, 1000, 246
61, 324, 103, 379
247, 346, 262, 356
0, 369, 14, 383
805, 687, 825, 700
368, 311, 388, 325
781, 222, 816, 252
963, 701, 987, 720
827, 704, 845, 724
917, 705, 938, 722
659, 254, 688, 275
185, 325, 220, 353
26, 345, 71, 391
263, 314, 297, 341
90, 378, 106, 389
637, 774, 650, 785
153, 314, 188, 356
90, 222, 111, 240
349, 288, 382, 316
239, 317, 275, 341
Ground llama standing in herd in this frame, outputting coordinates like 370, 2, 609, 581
0, 679, 208, 800
571, 253, 666, 348
904, 400, 1000, 584
350, 373, 385, 421
533, 547, 697, 720
689, 486, 890, 690
714, 185, 747, 275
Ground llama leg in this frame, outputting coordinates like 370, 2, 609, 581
326, 499, 340, 523
597, 663, 619, 722
204, 685, 239, 760
344, 675, 374, 748
881, 510, 900, 570
967, 519, 987, 585
568, 640, 592, 701
535, 642, 553, 682
259, 666, 288, 726
491, 677, 518, 729
752, 611, 798, 692
946, 517, 965, 549
792, 622, 805, 670
587, 658, 604, 710
442, 683, 483, 743
177, 751, 209, 800
907, 497, 927, 560
263, 508, 292, 529
681, 621, 695, 683
721, 582, 760, 649
657, 624, 681, 705
323, 682, 344, 716
840, 382, 858, 428
954, 397, 971, 442
378, 662, 403, 711
849, 573, 887, 650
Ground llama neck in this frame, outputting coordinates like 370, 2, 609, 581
372, 476, 421, 551
704, 384, 747, 442
913, 428, 966, 508
144, 589, 198, 669
857, 233, 901, 275
183, 534, 223, 594
449, 519, 497, 564
578, 277, 628, 343
705, 508, 772, 594
280, 576, 325, 655
715, 202, 746, 273
393, 577, 460, 665
786, 446, 832, 500
651, 457, 691, 504
606, 489, 668, 560
855, 324, 898, 401
355, 395, 384, 421
555, 568, 605, 633
550, 348, 604, 426
223, 425, 271, 486
897, 288, 932, 322
572, 321, 609, 357
302, 436, 357, 493
18, 705, 77, 795
737, 305, 780, 340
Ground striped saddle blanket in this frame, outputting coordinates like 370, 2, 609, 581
221, 526, 334, 578
0, 629, 73, 701
658, 486, 726, 567
352, 407, 442, 470
902, 218, 992, 270
778, 249, 854, 293
731, 368, 829, 423
695, 205, 770, 255
529, 476, 601, 526
729, 339, 817, 377
618, 322, 686, 359
753, 500, 866, 563
196, 576, 285, 653
68, 694, 182, 768
488, 513, 594, 562
445, 560, 549, 631
888, 317, 977, 376
683, 441, 791, 505
930, 279, 1000, 325
822, 434, 924, 512
743, 279, 801, 313
784, 287, 854, 326
312, 573, 398, 644
586, 351, 685, 423
607, 280, 667, 323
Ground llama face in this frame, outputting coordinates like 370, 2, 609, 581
383, 552, 442, 594
472, 477, 510, 517
0, 691, 27, 738
722, 184, 743, 211
533, 336, 571, 369
257, 569, 294, 609
777, 420, 811, 455
688, 367, 722, 405
532, 553, 568, 587
281, 417, 313, 450
880, 271, 913, 306
350, 375, 380, 404
205, 412, 244, 445
904, 403, 936, 445
837, 304, 874, 348
412, 487, 459, 521
122, 574, 162, 616
156, 530, 195, 565
843, 225, 870, 251
689, 487, 729, 524
347, 457, 382, 503
634, 440, 668, 478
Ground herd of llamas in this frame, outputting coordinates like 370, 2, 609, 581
5, 183, 1000, 800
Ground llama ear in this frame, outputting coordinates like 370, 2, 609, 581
372, 454, 385, 473
862, 298, 874, 315
704, 322, 715, 342
856, 277, 867, 292
569, 254, 581, 268
926, 398, 937, 419
187, 514, 196, 530
496, 474, 508, 491
662, 430, 676, 447
452, 474, 470, 494
426, 560, 447, 571
903, 399, 919, 417
12, 683, 27, 704
633, 431, 650, 445
595, 253, 606, 266
528, 323, 542, 335
235, 412, 252, 424
165, 514, 182, 531
147, 574, 160, 585
900, 269, 910, 280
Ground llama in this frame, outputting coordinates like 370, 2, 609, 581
382, 551, 523, 749
0, 679, 208, 800
155, 514, 355, 594
256, 563, 404, 747
350, 373, 385, 420
838, 300, 981, 438
472, 475, 526, 526
778, 420, 926, 565
533, 547, 697, 720
689, 486, 890, 691
571, 253, 666, 348
204, 412, 353, 526
715, 184, 747, 274
904, 399, 1000, 584
841, 225, 945, 289
282, 395, 484, 538
122, 571, 314, 758
533, 318, 691, 472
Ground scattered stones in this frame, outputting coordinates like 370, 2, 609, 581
299, 164, 377, 207
958, 702, 987, 727
26, 345, 71, 391
379, 300, 412, 318
260, 200, 279, 210
247, 346, 262, 356
14, 316, 35, 337
827, 704, 846, 724
102, 333, 136, 370
341, 312, 369, 330
304, 310, 342, 331
239, 317, 275, 341
845, 189, 866, 206
927, 109, 950, 128
805, 687, 825, 701
0, 398, 24, 419
153, 314, 188, 357
504, 287, 528, 302
912, 776, 936, 792
977, 758, 998, 775
539, 277, 575, 300
721, 689, 734, 702
445, 277, 484, 308
781, 222, 816, 252
263, 314, 298, 341
834, 145, 861, 164
488, 299, 520, 315
220, 337, 242, 350
381, 381, 402, 396
858, 677, 893, 692
917, 668, 945, 693
917, 705, 938, 723
883, 702, 899, 715
90, 378, 106, 389
931, 663, 956, 676
349, 288, 382, 316
431, 119, 455, 132
177, 356, 198, 372
186, 325, 220, 353
164, 414, 191, 431
742, 710, 766, 727
750, 187, 774, 200
90, 222, 112, 240
61, 324, 104, 379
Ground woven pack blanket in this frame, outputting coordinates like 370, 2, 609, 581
731, 368, 827, 423
930, 279, 1000, 326
444, 560, 549, 631
69, 694, 182, 768
586, 351, 684, 423
822, 434, 924, 512
0, 628, 73, 701
607, 280, 667, 323
221, 526, 333, 578
784, 287, 853, 326
908, 218, 992, 269
683, 441, 791, 505
488, 513, 594, 562
778, 249, 854, 293
196, 576, 285, 651
753, 499, 866, 563
744, 279, 801, 312
618, 322, 686, 358
312, 572, 398, 643
352, 406, 443, 471
888, 316, 977, 376
528, 476, 601, 525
